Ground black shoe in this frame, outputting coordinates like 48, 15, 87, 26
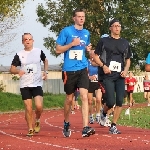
82, 126, 95, 137
62, 121, 71, 137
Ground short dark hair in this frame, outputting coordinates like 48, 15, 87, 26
22, 33, 32, 41
109, 18, 121, 27
72, 8, 85, 17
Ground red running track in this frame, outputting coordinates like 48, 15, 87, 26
0, 107, 150, 150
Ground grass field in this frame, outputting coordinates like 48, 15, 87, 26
0, 92, 150, 129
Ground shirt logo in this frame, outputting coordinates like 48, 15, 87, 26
72, 35, 78, 38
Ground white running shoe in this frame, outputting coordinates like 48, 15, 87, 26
95, 115, 100, 123
89, 117, 94, 124
99, 112, 107, 126
104, 117, 111, 127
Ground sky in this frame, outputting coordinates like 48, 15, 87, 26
1, 0, 63, 66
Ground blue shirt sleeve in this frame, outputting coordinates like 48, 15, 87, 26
56, 28, 68, 46
146, 53, 150, 64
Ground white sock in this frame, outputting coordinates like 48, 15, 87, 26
96, 113, 100, 117
36, 119, 40, 122
90, 114, 93, 118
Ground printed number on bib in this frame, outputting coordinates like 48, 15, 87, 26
24, 64, 37, 74
109, 61, 121, 72
69, 50, 83, 60
91, 74, 98, 82
144, 87, 149, 90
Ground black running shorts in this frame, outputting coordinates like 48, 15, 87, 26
62, 68, 89, 95
88, 81, 100, 93
20, 86, 43, 100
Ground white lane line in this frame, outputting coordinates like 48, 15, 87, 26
0, 112, 80, 150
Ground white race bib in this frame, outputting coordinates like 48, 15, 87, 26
144, 87, 149, 90
109, 61, 121, 72
23, 64, 37, 74
91, 74, 98, 82
69, 50, 83, 60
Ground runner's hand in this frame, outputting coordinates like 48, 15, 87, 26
18, 70, 25, 77
120, 70, 127, 78
42, 72, 48, 80
103, 65, 111, 74
72, 38, 80, 46
86, 43, 92, 52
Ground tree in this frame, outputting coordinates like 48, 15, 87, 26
0, 0, 26, 20
36, 0, 105, 57
36, 0, 150, 69
0, 0, 26, 51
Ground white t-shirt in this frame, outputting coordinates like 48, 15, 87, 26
12, 48, 46, 88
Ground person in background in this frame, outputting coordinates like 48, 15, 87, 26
88, 50, 102, 124
71, 88, 80, 114
74, 88, 80, 110
10, 33, 48, 137
124, 76, 128, 105
143, 74, 150, 106
55, 8, 95, 137
126, 72, 137, 107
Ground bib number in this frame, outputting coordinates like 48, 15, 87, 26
91, 74, 98, 82
144, 87, 149, 90
69, 50, 83, 60
23, 64, 37, 74
109, 61, 121, 72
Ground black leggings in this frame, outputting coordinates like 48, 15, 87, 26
103, 78, 125, 108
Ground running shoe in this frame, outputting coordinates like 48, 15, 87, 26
26, 129, 35, 137
34, 121, 40, 133
89, 117, 95, 124
82, 126, 95, 137
104, 117, 111, 127
62, 121, 71, 137
109, 125, 121, 134
95, 115, 100, 123
99, 112, 107, 126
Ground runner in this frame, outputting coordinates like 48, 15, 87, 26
10, 33, 48, 136
55, 8, 95, 137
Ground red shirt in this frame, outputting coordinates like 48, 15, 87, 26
143, 80, 150, 90
126, 77, 137, 92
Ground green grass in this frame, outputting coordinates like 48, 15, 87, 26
0, 92, 149, 129
0, 92, 65, 112
118, 107, 150, 129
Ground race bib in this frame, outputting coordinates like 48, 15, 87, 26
144, 87, 149, 90
69, 50, 83, 60
109, 61, 121, 72
91, 74, 98, 82
23, 64, 37, 74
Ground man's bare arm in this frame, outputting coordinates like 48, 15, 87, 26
10, 65, 20, 74
43, 58, 48, 71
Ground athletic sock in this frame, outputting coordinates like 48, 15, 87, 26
111, 123, 116, 127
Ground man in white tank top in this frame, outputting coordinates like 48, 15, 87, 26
10, 33, 48, 137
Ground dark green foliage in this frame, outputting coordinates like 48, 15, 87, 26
36, 0, 150, 68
